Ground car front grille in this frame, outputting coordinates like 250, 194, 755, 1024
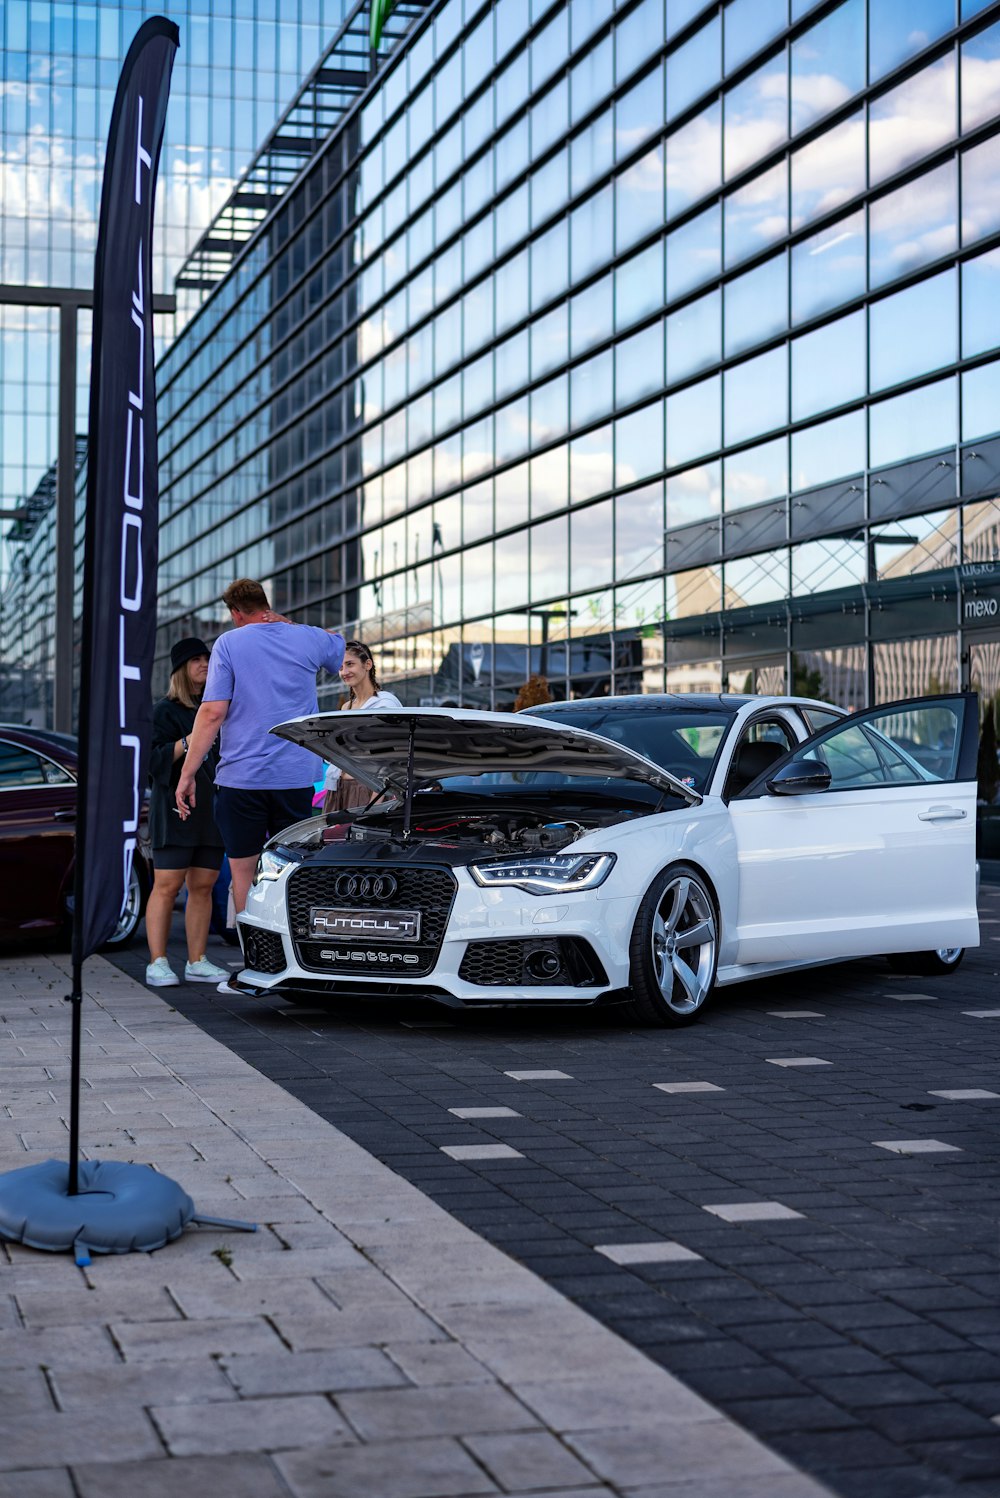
287, 865, 457, 977
241, 926, 286, 975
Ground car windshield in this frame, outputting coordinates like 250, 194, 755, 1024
433, 706, 736, 798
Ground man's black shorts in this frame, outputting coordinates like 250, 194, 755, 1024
214, 786, 315, 860
152, 844, 225, 872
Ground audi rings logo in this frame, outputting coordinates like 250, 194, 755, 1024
335, 873, 398, 900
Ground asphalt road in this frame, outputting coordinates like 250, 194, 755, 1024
108, 883, 1000, 1498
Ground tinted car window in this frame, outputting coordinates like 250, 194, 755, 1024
0, 741, 47, 788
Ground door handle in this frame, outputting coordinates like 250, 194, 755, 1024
918, 806, 967, 822
53, 808, 76, 822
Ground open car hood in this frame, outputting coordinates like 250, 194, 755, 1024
271, 707, 701, 805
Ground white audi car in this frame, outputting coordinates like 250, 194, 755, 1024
233, 693, 980, 1025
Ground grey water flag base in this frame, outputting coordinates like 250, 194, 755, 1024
0, 1158, 256, 1266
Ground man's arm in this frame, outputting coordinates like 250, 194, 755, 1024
175, 699, 228, 818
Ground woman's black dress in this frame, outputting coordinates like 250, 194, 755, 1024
148, 698, 223, 860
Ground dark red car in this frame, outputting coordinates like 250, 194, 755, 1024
0, 724, 151, 947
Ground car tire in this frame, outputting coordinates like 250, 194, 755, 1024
626, 863, 719, 1027
886, 947, 965, 977
101, 862, 148, 949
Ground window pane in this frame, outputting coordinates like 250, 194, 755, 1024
790, 409, 867, 489
962, 247, 1000, 359
531, 220, 568, 310
961, 19, 1000, 133
571, 185, 615, 282
666, 462, 722, 526
530, 514, 569, 602
570, 275, 614, 358
666, 202, 721, 299
530, 447, 568, 517
572, 498, 615, 590
666, 103, 721, 219
571, 0, 614, 54
724, 52, 789, 181
791, 310, 866, 420
618, 0, 666, 83
616, 322, 665, 408
666, 14, 721, 123
616, 480, 665, 576
570, 108, 616, 198
666, 372, 721, 466
531, 147, 567, 230
724, 0, 787, 75
723, 435, 788, 512
615, 63, 665, 160
869, 0, 955, 83
531, 305, 568, 380
791, 0, 865, 135
724, 160, 788, 267
666, 288, 721, 384
616, 240, 665, 329
668, 0, 712, 38
868, 54, 957, 186
571, 33, 614, 124
615, 146, 665, 254
869, 159, 957, 289
724, 250, 788, 358
570, 424, 615, 502
869, 269, 956, 392
962, 134, 1000, 246
569, 355, 612, 438
792, 536, 866, 594
725, 548, 789, 605
869, 376, 957, 467
724, 346, 788, 444
962, 360, 1000, 441
791, 209, 866, 323
615, 400, 666, 484
871, 509, 957, 580
531, 373, 568, 448
790, 109, 865, 230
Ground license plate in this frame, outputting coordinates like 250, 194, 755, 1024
309, 906, 421, 943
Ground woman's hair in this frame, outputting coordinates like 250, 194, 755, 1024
343, 640, 382, 700
167, 661, 201, 710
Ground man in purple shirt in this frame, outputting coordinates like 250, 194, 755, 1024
176, 578, 345, 921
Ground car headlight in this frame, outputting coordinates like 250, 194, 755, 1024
252, 848, 293, 885
469, 852, 615, 895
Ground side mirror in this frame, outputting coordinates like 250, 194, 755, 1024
766, 758, 832, 796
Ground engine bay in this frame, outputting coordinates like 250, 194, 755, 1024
340, 797, 651, 853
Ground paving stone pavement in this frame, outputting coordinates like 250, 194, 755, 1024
98, 881, 1000, 1498
0, 950, 834, 1497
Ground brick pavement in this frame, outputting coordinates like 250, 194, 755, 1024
102, 882, 1000, 1498
0, 949, 831, 1497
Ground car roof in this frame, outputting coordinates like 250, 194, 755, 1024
528, 693, 834, 713
0, 723, 78, 755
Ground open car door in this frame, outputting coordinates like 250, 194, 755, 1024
726, 694, 980, 965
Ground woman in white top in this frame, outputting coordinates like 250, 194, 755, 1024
323, 640, 402, 813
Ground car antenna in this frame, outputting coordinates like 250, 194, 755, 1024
401, 715, 417, 841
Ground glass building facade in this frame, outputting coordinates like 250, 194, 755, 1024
0, 0, 353, 719
94, 3, 1000, 733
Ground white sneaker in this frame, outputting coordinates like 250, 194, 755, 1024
184, 957, 229, 983
217, 972, 245, 994
146, 957, 179, 988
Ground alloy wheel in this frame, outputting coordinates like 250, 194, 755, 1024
649, 873, 717, 1016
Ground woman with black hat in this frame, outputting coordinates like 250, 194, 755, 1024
145, 638, 228, 988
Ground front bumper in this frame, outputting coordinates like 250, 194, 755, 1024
235, 861, 638, 1006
